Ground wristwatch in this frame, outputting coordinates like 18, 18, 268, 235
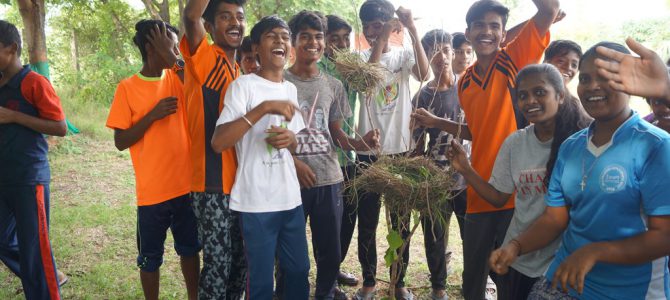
172, 58, 185, 73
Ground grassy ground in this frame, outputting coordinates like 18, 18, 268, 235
0, 97, 467, 299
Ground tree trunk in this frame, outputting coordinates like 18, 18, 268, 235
141, 0, 161, 20
70, 29, 80, 73
16, 0, 48, 67
158, 0, 170, 24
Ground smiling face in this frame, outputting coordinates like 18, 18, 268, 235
254, 27, 291, 71
362, 18, 385, 49
546, 50, 580, 85
453, 42, 473, 74
205, 2, 246, 50
650, 98, 670, 130
517, 73, 563, 126
240, 51, 259, 74
465, 12, 506, 59
577, 57, 630, 122
325, 28, 351, 58
293, 27, 325, 64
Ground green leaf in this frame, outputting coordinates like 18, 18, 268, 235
412, 211, 420, 227
419, 166, 429, 178
386, 230, 403, 250
384, 247, 397, 267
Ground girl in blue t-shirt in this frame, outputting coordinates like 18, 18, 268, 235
489, 41, 670, 300
449, 63, 589, 300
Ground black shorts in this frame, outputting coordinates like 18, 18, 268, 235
136, 194, 200, 272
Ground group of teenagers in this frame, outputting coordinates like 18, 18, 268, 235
3, 0, 670, 299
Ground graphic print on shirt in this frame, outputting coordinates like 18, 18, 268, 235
374, 72, 400, 114
265, 117, 289, 164
296, 101, 332, 157
517, 168, 547, 196
599, 164, 626, 193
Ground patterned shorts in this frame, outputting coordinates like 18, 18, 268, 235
527, 277, 579, 300
191, 192, 247, 300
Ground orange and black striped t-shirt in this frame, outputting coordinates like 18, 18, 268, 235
458, 20, 550, 214
180, 36, 240, 193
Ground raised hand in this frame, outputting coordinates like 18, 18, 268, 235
595, 37, 670, 100
147, 23, 179, 67
148, 97, 178, 121
395, 6, 415, 31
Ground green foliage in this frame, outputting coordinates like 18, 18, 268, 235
384, 229, 403, 267
245, 0, 365, 32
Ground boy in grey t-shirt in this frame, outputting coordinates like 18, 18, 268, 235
284, 11, 379, 299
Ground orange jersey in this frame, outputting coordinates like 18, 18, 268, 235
179, 36, 240, 193
458, 20, 550, 213
106, 70, 191, 206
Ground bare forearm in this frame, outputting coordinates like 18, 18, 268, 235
437, 118, 472, 140
114, 114, 156, 151
515, 209, 568, 254
532, 0, 560, 36
183, 0, 208, 51
502, 21, 527, 47
12, 112, 66, 137
211, 103, 269, 152
460, 166, 511, 208
590, 221, 670, 265
368, 37, 387, 64
408, 27, 430, 81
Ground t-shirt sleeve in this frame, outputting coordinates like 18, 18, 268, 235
489, 133, 516, 194
403, 47, 416, 72
217, 79, 247, 126
640, 138, 670, 216
106, 82, 133, 130
329, 79, 352, 122
505, 19, 551, 70
287, 84, 306, 134
179, 35, 215, 83
545, 143, 568, 207
21, 73, 65, 121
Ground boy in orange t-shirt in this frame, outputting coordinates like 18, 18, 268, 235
412, 1, 559, 299
106, 20, 199, 300
180, 0, 247, 297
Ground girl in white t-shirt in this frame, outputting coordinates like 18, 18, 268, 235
449, 64, 590, 300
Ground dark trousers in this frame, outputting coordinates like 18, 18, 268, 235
339, 164, 357, 264
462, 209, 514, 300
394, 189, 467, 290
497, 267, 539, 300
355, 154, 383, 287
0, 185, 61, 300
240, 206, 310, 300
302, 183, 343, 298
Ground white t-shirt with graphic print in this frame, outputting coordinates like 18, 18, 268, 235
357, 46, 415, 155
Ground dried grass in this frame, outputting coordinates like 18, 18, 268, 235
332, 48, 387, 96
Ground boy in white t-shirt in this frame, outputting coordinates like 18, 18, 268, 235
211, 16, 309, 300
353, 1, 430, 299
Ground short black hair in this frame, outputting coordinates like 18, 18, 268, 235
240, 36, 253, 53
133, 19, 179, 63
203, 0, 247, 24
545, 40, 582, 61
452, 32, 469, 49
359, 0, 395, 23
421, 29, 452, 56
465, 0, 510, 29
250, 15, 290, 45
580, 41, 631, 69
326, 15, 352, 35
0, 20, 21, 56
288, 10, 327, 44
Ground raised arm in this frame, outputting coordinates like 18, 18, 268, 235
531, 0, 560, 37
411, 108, 472, 140
396, 7, 430, 81
595, 37, 670, 101
182, 0, 209, 54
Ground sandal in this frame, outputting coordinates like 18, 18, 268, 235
352, 288, 376, 300
57, 270, 69, 287
430, 289, 449, 300
395, 288, 414, 300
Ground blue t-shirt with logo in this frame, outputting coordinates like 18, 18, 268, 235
545, 113, 670, 299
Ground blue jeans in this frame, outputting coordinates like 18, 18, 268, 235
240, 205, 310, 300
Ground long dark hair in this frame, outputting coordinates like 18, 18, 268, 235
515, 64, 591, 187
